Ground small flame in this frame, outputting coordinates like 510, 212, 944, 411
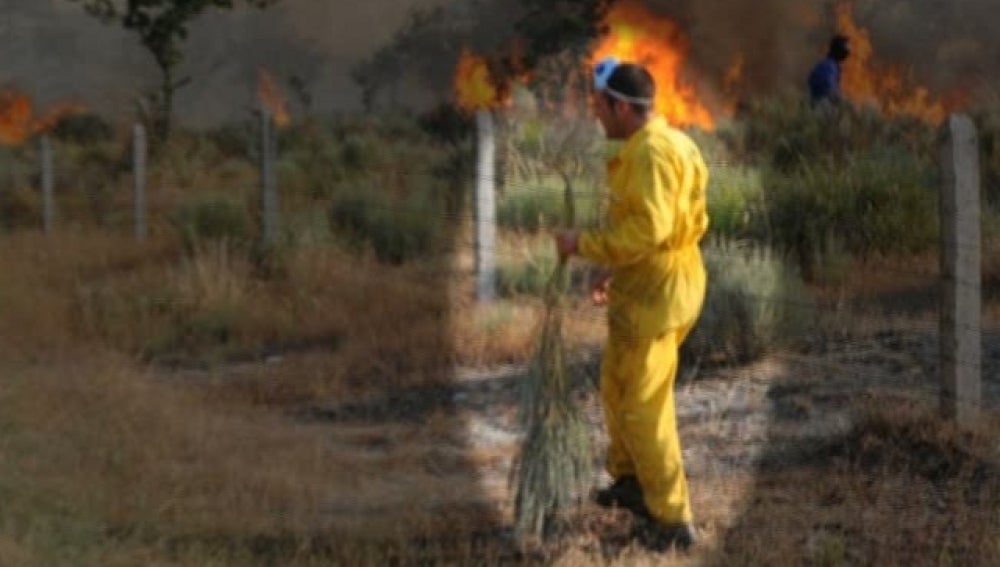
453, 48, 505, 113
723, 54, 745, 94
590, 0, 715, 130
836, 2, 954, 124
257, 68, 291, 128
719, 54, 746, 116
0, 89, 83, 146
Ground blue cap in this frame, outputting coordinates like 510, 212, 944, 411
592, 56, 653, 106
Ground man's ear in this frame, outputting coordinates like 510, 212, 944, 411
611, 98, 630, 118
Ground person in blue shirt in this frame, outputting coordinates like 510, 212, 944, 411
808, 35, 851, 106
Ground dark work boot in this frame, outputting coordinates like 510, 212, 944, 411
592, 475, 647, 516
634, 520, 698, 552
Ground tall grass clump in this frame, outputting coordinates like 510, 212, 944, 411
496, 235, 559, 298
329, 182, 443, 265
970, 91, 1000, 209
706, 164, 765, 239
171, 193, 252, 253
0, 145, 41, 230
143, 241, 251, 360
762, 150, 938, 276
498, 182, 566, 231
270, 113, 465, 266
730, 92, 937, 169
684, 238, 811, 364
498, 176, 600, 233
709, 92, 943, 280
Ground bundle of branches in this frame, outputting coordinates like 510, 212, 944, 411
510, 178, 593, 541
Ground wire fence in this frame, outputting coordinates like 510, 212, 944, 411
0, 114, 995, 418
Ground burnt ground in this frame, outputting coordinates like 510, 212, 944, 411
154, 319, 1000, 563
285, 323, 999, 557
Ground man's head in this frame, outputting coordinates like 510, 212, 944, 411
828, 34, 850, 62
592, 58, 656, 139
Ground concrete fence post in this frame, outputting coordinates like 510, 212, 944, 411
474, 109, 497, 302
259, 108, 277, 248
940, 113, 982, 426
40, 134, 54, 234
133, 124, 147, 242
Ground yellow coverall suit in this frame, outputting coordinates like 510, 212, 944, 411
577, 116, 709, 525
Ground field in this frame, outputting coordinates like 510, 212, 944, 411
0, 98, 998, 566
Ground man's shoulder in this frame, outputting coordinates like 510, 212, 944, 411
810, 58, 837, 76
653, 122, 700, 153
643, 123, 705, 169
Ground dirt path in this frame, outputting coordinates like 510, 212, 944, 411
157, 326, 1000, 550
355, 325, 1000, 532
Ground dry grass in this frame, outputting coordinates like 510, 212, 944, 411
711, 398, 1000, 565
0, 214, 997, 565
0, 223, 529, 564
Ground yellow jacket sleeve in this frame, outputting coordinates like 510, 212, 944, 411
578, 150, 676, 266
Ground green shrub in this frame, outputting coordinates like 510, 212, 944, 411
684, 239, 811, 364
971, 95, 1000, 209
143, 307, 240, 362
278, 115, 459, 202
418, 103, 473, 145
157, 132, 227, 187
52, 112, 115, 145
329, 185, 442, 265
206, 121, 257, 158
499, 177, 600, 232
171, 194, 251, 252
498, 186, 564, 232
761, 150, 938, 277
61, 142, 128, 225
706, 164, 764, 239
0, 187, 37, 230
496, 238, 559, 297
729, 92, 937, 170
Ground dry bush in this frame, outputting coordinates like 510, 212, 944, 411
714, 396, 1000, 565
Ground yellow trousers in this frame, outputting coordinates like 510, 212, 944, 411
600, 324, 693, 524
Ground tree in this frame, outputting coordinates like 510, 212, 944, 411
350, 0, 610, 111
513, 0, 609, 69
69, 0, 280, 140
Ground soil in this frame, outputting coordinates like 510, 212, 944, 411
159, 318, 1000, 561
294, 322, 999, 543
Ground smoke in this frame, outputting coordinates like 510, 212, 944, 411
645, 0, 828, 96
0, 0, 451, 126
2, 0, 998, 127
641, 0, 998, 100
850, 0, 1000, 95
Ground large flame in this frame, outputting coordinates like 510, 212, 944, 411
453, 48, 506, 113
836, 2, 955, 124
590, 0, 715, 130
257, 68, 290, 128
0, 89, 83, 146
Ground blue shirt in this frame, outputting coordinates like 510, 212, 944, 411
808, 58, 841, 104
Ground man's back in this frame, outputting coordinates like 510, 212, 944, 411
808, 35, 851, 106
808, 57, 841, 105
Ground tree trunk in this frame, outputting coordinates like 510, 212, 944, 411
559, 170, 575, 229
158, 63, 174, 142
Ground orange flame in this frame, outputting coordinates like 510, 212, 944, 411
590, 0, 715, 130
257, 68, 290, 128
453, 48, 507, 113
836, 2, 955, 124
0, 89, 83, 146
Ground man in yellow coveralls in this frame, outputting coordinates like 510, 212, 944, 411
555, 57, 708, 552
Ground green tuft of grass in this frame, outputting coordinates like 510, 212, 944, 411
685, 238, 812, 364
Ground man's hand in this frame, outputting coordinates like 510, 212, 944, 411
554, 230, 579, 259
591, 269, 611, 306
